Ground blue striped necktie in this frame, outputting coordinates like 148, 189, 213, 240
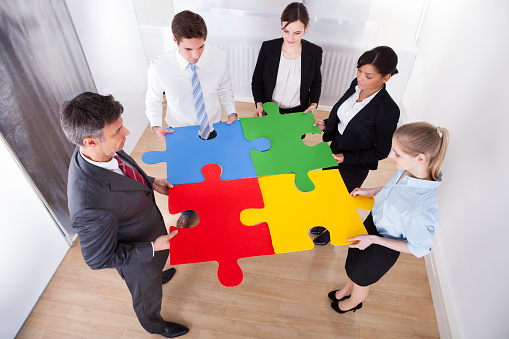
189, 63, 211, 139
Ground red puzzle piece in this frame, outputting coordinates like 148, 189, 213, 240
168, 164, 275, 286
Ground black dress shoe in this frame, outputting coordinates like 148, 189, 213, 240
156, 321, 189, 338
162, 268, 176, 285
313, 230, 330, 245
331, 301, 363, 314
310, 226, 326, 235
328, 290, 351, 302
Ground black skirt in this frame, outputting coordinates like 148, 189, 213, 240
345, 213, 400, 287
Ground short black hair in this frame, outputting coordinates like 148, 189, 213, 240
357, 46, 399, 76
60, 92, 123, 146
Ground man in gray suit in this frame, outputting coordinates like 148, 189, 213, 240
60, 92, 188, 338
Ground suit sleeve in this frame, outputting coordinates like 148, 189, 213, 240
73, 208, 154, 270
309, 46, 323, 104
342, 102, 400, 165
251, 41, 270, 104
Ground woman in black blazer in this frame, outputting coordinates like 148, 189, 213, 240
312, 46, 400, 245
251, 2, 322, 116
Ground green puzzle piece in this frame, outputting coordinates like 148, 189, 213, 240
240, 102, 337, 192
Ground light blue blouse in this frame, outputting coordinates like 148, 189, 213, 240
372, 169, 442, 258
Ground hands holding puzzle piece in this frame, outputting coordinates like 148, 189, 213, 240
143, 102, 373, 286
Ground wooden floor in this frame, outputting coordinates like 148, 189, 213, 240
18, 102, 439, 338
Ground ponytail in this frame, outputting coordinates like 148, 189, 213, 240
394, 122, 449, 181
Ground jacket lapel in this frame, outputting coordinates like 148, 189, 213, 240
77, 149, 151, 193
267, 39, 282, 92
343, 84, 387, 134
301, 40, 311, 88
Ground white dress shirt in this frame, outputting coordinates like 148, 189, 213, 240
272, 54, 301, 109
336, 86, 382, 134
145, 45, 236, 129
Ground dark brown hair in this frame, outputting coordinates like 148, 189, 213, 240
171, 10, 208, 44
281, 2, 310, 29
60, 92, 123, 146
357, 46, 399, 77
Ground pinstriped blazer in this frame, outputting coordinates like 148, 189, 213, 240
67, 148, 168, 282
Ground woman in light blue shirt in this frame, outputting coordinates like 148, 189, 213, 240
328, 122, 450, 314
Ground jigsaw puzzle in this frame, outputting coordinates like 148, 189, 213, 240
142, 120, 270, 184
240, 169, 374, 254
167, 164, 275, 287
142, 104, 374, 287
240, 102, 337, 192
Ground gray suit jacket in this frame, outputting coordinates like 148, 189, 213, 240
67, 148, 168, 282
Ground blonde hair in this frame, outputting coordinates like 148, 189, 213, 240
393, 122, 449, 181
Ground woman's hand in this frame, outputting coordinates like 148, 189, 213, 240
332, 153, 344, 164
304, 103, 317, 114
254, 102, 265, 117
350, 187, 382, 198
348, 234, 378, 250
313, 119, 326, 132
350, 234, 411, 254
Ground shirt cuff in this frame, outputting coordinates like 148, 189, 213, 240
151, 242, 155, 257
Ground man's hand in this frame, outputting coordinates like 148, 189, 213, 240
153, 178, 173, 196
313, 119, 326, 132
153, 230, 178, 251
227, 113, 238, 125
152, 126, 174, 141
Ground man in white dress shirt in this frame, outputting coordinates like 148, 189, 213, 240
145, 10, 238, 228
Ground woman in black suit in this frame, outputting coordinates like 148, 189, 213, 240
251, 2, 322, 116
312, 46, 400, 245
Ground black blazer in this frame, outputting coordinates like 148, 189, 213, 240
323, 79, 400, 170
67, 148, 168, 282
251, 38, 322, 109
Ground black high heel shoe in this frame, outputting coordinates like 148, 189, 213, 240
331, 301, 363, 314
328, 290, 351, 302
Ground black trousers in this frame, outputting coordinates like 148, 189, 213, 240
326, 132, 370, 193
324, 163, 369, 193
122, 271, 165, 333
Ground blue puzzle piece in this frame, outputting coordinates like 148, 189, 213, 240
142, 120, 270, 184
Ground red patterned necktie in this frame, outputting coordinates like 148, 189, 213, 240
114, 155, 148, 186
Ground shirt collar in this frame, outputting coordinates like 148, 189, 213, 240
175, 47, 206, 71
396, 169, 442, 189
79, 149, 120, 171
354, 85, 383, 105
176, 48, 190, 70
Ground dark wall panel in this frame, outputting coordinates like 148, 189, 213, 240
0, 0, 96, 238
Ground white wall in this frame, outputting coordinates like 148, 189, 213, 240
401, 0, 509, 337
65, 0, 149, 153
0, 137, 70, 338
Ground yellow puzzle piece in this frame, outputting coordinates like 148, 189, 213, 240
241, 169, 374, 254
